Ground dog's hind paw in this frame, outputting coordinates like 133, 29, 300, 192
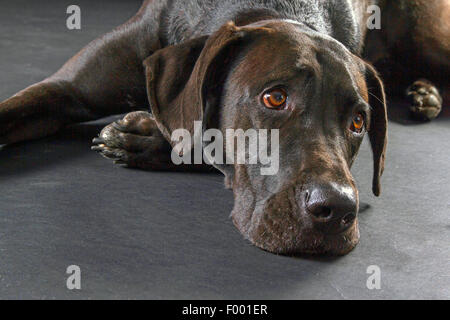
406, 79, 443, 121
91, 111, 172, 169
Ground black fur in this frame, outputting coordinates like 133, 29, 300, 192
160, 0, 368, 54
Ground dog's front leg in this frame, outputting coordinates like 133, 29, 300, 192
0, 1, 163, 145
0, 81, 87, 144
92, 111, 212, 172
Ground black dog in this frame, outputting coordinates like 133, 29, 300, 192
0, 0, 448, 255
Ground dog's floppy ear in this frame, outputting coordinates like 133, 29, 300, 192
365, 63, 388, 197
143, 22, 269, 147
143, 35, 208, 143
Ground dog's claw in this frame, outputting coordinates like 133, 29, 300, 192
91, 144, 107, 151
92, 137, 104, 145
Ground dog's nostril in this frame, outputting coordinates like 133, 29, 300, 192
342, 212, 356, 225
305, 190, 311, 203
311, 206, 333, 220
304, 184, 358, 233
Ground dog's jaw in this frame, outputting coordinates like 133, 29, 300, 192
230, 181, 361, 256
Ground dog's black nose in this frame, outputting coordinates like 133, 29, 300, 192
305, 183, 358, 233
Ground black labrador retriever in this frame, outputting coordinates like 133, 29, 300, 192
0, 0, 448, 255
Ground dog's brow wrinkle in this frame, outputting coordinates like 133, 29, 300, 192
294, 63, 317, 77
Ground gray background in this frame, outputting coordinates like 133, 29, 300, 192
0, 0, 449, 299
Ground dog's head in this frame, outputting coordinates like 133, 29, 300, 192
144, 20, 387, 255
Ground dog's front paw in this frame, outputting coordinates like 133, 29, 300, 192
92, 111, 172, 168
406, 79, 443, 121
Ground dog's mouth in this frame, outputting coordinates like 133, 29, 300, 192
230, 181, 361, 256
288, 222, 360, 256
232, 208, 360, 256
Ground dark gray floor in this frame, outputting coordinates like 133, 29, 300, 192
0, 0, 449, 300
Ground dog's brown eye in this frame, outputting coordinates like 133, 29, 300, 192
263, 88, 287, 109
350, 113, 365, 133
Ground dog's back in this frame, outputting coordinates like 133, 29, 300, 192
158, 0, 374, 54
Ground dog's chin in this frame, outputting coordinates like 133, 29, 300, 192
233, 214, 360, 256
